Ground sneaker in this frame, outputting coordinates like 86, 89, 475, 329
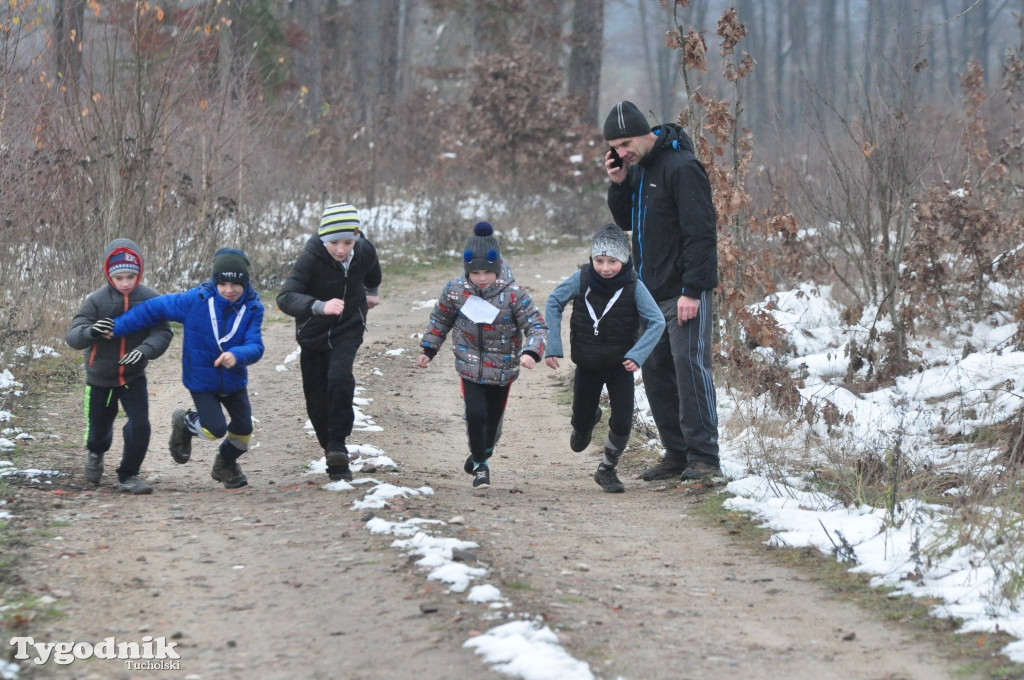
464, 454, 475, 474
594, 464, 625, 493
211, 454, 248, 488
569, 428, 593, 453
169, 409, 194, 464
84, 451, 103, 483
472, 464, 491, 489
118, 476, 153, 494
640, 458, 687, 481
680, 461, 723, 481
326, 450, 353, 482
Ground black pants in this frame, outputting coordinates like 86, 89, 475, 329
571, 364, 634, 442
643, 293, 719, 466
461, 380, 511, 464
84, 376, 150, 481
300, 334, 363, 452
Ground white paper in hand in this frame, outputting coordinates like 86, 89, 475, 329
461, 295, 500, 324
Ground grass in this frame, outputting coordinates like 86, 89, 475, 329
502, 580, 536, 592
694, 492, 1024, 679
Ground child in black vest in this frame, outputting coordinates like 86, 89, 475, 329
544, 224, 665, 492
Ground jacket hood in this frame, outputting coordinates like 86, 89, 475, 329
103, 238, 144, 294
651, 123, 696, 156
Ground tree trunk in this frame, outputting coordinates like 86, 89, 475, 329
567, 0, 604, 126
292, 0, 324, 121
54, 0, 86, 85
378, 0, 401, 122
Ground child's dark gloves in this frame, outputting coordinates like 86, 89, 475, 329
119, 349, 144, 365
89, 318, 114, 338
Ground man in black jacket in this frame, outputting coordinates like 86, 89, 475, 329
603, 100, 721, 481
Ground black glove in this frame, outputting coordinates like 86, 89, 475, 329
89, 318, 114, 338
119, 349, 145, 365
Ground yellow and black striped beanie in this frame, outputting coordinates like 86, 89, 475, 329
319, 202, 361, 243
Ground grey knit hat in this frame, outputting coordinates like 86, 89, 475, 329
591, 224, 631, 264
603, 101, 651, 141
463, 221, 502, 275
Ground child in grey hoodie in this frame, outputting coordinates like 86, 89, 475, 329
66, 239, 172, 494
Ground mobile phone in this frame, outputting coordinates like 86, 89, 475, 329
608, 146, 623, 169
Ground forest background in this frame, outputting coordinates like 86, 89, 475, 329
4, 0, 1024, 622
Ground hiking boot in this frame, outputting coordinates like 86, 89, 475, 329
84, 451, 103, 483
594, 464, 625, 493
640, 458, 687, 481
169, 409, 194, 464
569, 428, 593, 453
211, 454, 248, 489
118, 475, 153, 495
472, 464, 491, 489
680, 461, 723, 481
326, 450, 353, 482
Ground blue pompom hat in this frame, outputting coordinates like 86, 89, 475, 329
463, 221, 501, 275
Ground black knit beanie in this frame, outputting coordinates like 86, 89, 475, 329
212, 248, 250, 287
603, 101, 651, 141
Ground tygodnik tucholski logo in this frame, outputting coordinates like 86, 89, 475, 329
9, 635, 181, 669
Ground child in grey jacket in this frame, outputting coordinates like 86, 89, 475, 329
416, 221, 548, 489
66, 239, 173, 494
544, 224, 665, 493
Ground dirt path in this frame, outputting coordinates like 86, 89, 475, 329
6, 247, 964, 679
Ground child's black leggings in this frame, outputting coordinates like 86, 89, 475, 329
572, 364, 634, 442
84, 376, 150, 481
461, 380, 511, 464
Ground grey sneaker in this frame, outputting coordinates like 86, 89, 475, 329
594, 464, 625, 493
84, 451, 103, 483
680, 461, 723, 481
640, 458, 687, 481
169, 409, 194, 464
472, 465, 491, 489
118, 476, 153, 494
211, 454, 248, 489
326, 450, 353, 482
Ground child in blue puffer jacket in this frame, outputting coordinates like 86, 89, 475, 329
97, 248, 265, 489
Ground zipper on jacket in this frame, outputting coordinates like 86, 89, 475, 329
633, 167, 646, 281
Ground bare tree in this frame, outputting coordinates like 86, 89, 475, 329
567, 0, 603, 125
378, 0, 401, 120
292, 0, 324, 120
54, 0, 86, 85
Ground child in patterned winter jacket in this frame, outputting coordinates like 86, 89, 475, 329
97, 248, 265, 489
415, 221, 548, 489
66, 238, 173, 494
